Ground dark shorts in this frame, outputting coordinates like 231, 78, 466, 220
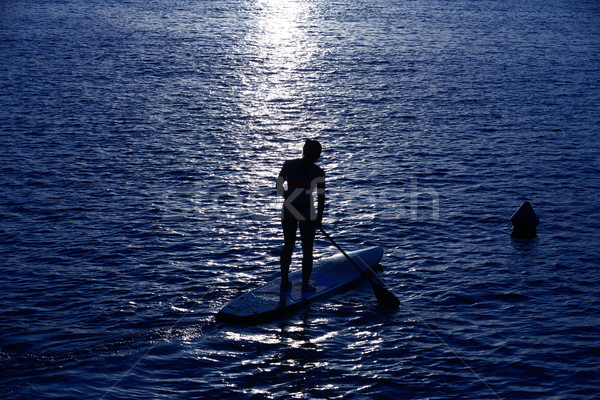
282, 202, 315, 222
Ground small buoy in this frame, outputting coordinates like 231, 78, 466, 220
510, 201, 539, 237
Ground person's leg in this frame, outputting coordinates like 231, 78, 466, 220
299, 219, 316, 290
280, 214, 297, 285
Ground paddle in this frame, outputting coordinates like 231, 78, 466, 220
319, 227, 400, 308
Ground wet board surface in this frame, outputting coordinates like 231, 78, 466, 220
216, 247, 383, 323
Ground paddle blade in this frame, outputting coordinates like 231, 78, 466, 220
368, 277, 400, 308
319, 227, 400, 308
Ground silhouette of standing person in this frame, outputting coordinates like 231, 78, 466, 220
276, 139, 325, 293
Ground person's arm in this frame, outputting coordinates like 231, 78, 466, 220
316, 177, 325, 227
276, 174, 286, 197
276, 162, 288, 198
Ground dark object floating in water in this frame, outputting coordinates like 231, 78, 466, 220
511, 201, 539, 237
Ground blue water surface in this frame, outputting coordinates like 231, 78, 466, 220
1, 0, 600, 399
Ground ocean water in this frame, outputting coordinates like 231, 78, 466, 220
1, 0, 600, 398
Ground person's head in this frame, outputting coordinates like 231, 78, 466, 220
302, 139, 322, 163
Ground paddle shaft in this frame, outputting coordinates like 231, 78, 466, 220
319, 228, 364, 272
319, 227, 400, 308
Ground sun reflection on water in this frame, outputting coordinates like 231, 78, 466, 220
221, 0, 321, 238
238, 0, 317, 132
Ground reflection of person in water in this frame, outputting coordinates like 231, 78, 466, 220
276, 139, 325, 293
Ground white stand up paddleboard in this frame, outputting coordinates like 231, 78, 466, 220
216, 246, 383, 323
